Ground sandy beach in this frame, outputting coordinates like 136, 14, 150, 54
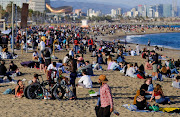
0, 38, 180, 117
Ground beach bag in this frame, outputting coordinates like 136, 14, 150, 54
149, 105, 159, 112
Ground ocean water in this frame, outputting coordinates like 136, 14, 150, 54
123, 33, 180, 50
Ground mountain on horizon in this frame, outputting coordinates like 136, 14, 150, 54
50, 0, 130, 14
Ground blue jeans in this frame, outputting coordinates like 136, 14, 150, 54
158, 73, 163, 81
156, 97, 170, 104
74, 45, 79, 54
171, 68, 179, 74
89, 45, 92, 52
113, 66, 122, 71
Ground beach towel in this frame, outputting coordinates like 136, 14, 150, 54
122, 104, 163, 113
159, 108, 180, 113
21, 61, 35, 68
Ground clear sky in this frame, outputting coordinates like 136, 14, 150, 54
55, 0, 179, 7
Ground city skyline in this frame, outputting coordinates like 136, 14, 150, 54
52, 0, 180, 7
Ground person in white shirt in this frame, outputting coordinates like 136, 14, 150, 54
32, 51, 39, 60
126, 63, 136, 77
136, 44, 140, 55
69, 48, 74, 58
39, 40, 45, 52
63, 54, 69, 64
47, 62, 57, 80
77, 70, 93, 89
131, 49, 135, 56
109, 60, 119, 70
172, 76, 180, 89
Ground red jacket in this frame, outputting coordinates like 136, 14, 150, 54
88, 39, 93, 45
74, 40, 79, 45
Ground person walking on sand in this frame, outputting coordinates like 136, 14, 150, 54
148, 40, 150, 46
98, 75, 113, 117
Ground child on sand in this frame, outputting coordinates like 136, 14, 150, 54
15, 80, 24, 98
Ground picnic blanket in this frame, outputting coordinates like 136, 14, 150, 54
122, 104, 180, 114
122, 104, 162, 113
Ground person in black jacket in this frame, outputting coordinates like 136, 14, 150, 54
0, 61, 12, 81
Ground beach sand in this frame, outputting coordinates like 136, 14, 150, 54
0, 42, 180, 117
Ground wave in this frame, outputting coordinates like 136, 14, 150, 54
151, 45, 180, 50
126, 35, 145, 42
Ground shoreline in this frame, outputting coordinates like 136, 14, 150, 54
96, 29, 180, 51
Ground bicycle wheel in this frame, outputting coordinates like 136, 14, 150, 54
24, 85, 30, 99
53, 85, 65, 100
27, 83, 44, 99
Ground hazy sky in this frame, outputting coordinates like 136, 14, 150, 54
54, 0, 180, 7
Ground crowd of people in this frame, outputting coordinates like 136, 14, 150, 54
0, 24, 180, 116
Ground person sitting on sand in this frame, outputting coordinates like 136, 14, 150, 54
109, 60, 122, 71
8, 61, 21, 75
15, 80, 24, 98
145, 60, 153, 70
149, 84, 171, 104
126, 63, 136, 78
116, 53, 125, 63
32, 51, 39, 60
136, 90, 148, 110
172, 76, 180, 89
97, 54, 105, 64
81, 61, 94, 76
0, 60, 12, 81
77, 70, 93, 89
160, 65, 171, 78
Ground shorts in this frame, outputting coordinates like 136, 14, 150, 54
153, 64, 158, 72
45, 59, 51, 67
39, 57, 44, 64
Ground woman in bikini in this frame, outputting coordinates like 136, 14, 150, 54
149, 84, 170, 104
15, 80, 24, 98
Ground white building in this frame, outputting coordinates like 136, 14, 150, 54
117, 8, 122, 15
133, 11, 139, 17
87, 9, 101, 17
155, 11, 159, 17
111, 9, 117, 17
0, 0, 27, 9
126, 11, 133, 17
28, 0, 50, 12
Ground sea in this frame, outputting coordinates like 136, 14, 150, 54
121, 25, 180, 50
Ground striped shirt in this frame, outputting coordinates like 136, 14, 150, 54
100, 84, 113, 108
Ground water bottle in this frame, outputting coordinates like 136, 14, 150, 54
113, 110, 119, 116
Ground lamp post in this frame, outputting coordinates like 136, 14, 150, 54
11, 2, 14, 54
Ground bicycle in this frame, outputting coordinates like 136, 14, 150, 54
25, 71, 65, 100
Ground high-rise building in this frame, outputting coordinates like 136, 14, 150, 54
138, 5, 143, 16
163, 4, 172, 17
111, 9, 117, 17
28, 0, 50, 12
87, 9, 93, 17
117, 8, 122, 15
172, 0, 177, 17
142, 5, 147, 17
0, 0, 27, 9
156, 4, 163, 17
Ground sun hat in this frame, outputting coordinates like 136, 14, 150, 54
99, 75, 108, 83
